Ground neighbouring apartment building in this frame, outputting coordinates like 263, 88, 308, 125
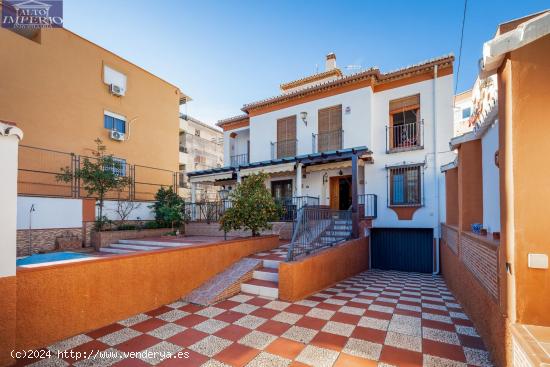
453, 89, 473, 136
189, 52, 455, 271
178, 114, 224, 200
0, 23, 188, 255
440, 11, 550, 367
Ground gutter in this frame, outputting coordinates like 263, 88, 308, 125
480, 11, 550, 77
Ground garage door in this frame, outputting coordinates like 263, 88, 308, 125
371, 228, 433, 273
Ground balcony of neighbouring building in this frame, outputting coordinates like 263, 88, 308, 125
312, 129, 343, 153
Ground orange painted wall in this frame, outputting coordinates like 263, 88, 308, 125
441, 239, 510, 367
278, 237, 369, 302
457, 140, 483, 231
0, 28, 181, 195
0, 277, 16, 367
13, 236, 279, 352
506, 34, 550, 325
445, 168, 459, 226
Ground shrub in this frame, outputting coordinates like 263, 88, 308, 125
220, 172, 281, 236
143, 221, 160, 229
150, 187, 188, 229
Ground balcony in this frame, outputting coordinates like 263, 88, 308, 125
230, 154, 249, 167
271, 139, 297, 159
312, 129, 343, 153
386, 120, 424, 153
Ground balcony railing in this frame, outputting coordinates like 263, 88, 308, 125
179, 145, 188, 153
230, 154, 249, 167
312, 129, 343, 153
271, 139, 297, 159
274, 196, 320, 222
386, 120, 424, 153
358, 194, 378, 219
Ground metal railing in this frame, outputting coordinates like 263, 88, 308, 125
386, 120, 423, 153
271, 139, 297, 159
274, 196, 320, 222
18, 145, 179, 201
358, 194, 378, 219
183, 200, 233, 223
312, 129, 343, 153
286, 206, 352, 261
230, 154, 249, 167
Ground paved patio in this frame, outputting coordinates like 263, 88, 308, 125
18, 269, 492, 367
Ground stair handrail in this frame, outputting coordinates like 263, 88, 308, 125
286, 206, 305, 261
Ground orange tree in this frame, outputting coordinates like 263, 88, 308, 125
220, 172, 281, 236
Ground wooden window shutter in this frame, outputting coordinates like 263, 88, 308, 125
318, 105, 342, 133
277, 115, 296, 141
389, 94, 420, 112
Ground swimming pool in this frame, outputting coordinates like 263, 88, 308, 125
17, 252, 92, 266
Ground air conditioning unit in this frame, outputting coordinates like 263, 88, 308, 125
110, 130, 125, 141
109, 83, 125, 96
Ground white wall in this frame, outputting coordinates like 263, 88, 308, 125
0, 133, 20, 277
249, 87, 373, 162
481, 121, 500, 233
101, 200, 156, 221
17, 196, 83, 230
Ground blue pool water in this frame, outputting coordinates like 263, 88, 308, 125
17, 252, 90, 266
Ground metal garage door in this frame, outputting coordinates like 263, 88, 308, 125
371, 228, 434, 273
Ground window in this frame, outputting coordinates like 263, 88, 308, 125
195, 129, 201, 137
388, 165, 422, 206
104, 112, 126, 133
104, 157, 126, 177
317, 105, 343, 152
388, 94, 421, 151
462, 107, 471, 119
275, 115, 297, 158
103, 65, 127, 94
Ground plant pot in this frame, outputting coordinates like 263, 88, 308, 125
480, 229, 488, 236
492, 232, 500, 240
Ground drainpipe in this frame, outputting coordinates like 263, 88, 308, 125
432, 65, 441, 275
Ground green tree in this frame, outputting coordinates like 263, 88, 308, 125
220, 172, 281, 236
56, 138, 132, 231
150, 186, 188, 229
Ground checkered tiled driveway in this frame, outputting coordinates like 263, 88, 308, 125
22, 270, 493, 367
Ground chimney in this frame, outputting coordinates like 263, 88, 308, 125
325, 53, 336, 71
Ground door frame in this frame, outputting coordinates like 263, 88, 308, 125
329, 175, 352, 210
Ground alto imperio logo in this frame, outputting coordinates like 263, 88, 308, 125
2, 0, 63, 29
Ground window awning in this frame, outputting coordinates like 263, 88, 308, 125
189, 171, 233, 183
240, 162, 295, 177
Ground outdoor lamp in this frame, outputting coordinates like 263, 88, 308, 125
300, 111, 308, 126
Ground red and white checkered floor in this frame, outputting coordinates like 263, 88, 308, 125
20, 270, 492, 367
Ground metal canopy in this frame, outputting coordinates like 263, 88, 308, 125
187, 146, 372, 179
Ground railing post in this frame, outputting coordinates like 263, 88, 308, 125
351, 154, 359, 238
312, 133, 316, 153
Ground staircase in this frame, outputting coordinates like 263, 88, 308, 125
240, 258, 280, 298
317, 218, 352, 246
99, 239, 188, 254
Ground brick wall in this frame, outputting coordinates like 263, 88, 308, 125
441, 224, 459, 255
16, 227, 82, 256
460, 232, 499, 300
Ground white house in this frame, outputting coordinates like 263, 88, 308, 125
188, 53, 456, 272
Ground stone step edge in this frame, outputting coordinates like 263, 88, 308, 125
182, 258, 262, 306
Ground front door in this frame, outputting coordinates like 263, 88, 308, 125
330, 176, 352, 210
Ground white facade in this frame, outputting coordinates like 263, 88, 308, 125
0, 124, 22, 277
101, 200, 156, 221
481, 121, 500, 233
233, 74, 454, 231
17, 196, 83, 230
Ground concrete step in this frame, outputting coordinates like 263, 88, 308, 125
263, 259, 281, 269
117, 239, 184, 247
99, 247, 135, 254
241, 279, 279, 298
110, 243, 160, 251
253, 267, 279, 282
326, 230, 350, 236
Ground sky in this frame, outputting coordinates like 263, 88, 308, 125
64, 0, 548, 126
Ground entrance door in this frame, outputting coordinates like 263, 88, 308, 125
330, 176, 352, 210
